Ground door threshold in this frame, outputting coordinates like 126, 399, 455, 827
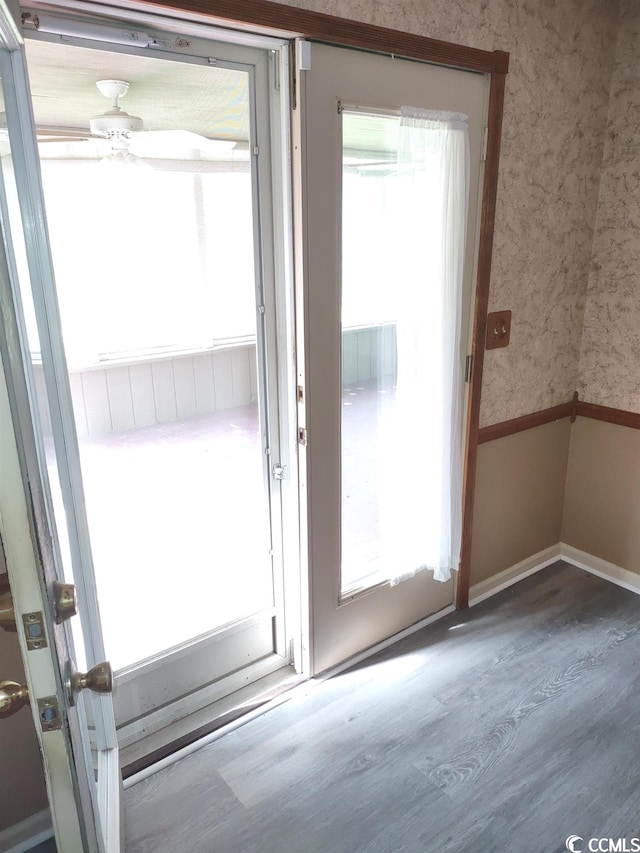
120, 665, 303, 778
124, 603, 457, 787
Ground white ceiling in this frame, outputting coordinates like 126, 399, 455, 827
24, 36, 251, 142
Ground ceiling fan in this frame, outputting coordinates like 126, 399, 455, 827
87, 79, 236, 160
25, 79, 237, 161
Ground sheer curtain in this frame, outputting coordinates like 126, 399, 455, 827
380, 107, 470, 584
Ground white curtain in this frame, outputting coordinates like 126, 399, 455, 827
380, 107, 470, 584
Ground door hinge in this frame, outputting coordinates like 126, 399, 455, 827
271, 49, 280, 91
272, 463, 286, 481
465, 354, 473, 383
289, 41, 297, 110
481, 126, 488, 162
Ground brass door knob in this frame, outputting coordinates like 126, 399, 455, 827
67, 661, 113, 705
0, 680, 29, 718
0, 577, 16, 633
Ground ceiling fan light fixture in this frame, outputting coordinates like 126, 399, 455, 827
90, 79, 143, 139
95, 79, 129, 101
90, 112, 144, 137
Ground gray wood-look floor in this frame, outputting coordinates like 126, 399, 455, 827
124, 562, 640, 853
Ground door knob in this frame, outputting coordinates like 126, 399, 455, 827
66, 661, 113, 705
0, 577, 16, 632
0, 680, 29, 718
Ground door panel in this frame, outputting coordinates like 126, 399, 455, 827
0, 37, 119, 851
302, 43, 487, 673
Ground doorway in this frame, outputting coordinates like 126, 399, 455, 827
2, 18, 299, 765
1, 6, 489, 774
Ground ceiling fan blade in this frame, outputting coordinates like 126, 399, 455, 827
36, 136, 113, 159
35, 126, 94, 140
37, 136, 92, 144
128, 129, 237, 160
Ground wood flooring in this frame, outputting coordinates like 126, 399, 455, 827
124, 562, 640, 852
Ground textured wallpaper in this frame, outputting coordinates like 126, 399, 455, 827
274, 0, 619, 426
578, 0, 640, 412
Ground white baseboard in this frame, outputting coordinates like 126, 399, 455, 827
560, 543, 640, 595
468, 542, 640, 609
469, 544, 562, 606
0, 809, 53, 853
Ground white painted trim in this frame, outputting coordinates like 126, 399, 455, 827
468, 542, 640, 610
468, 544, 562, 606
560, 543, 640, 596
125, 602, 456, 789
0, 809, 53, 853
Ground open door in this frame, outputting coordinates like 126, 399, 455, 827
0, 10, 121, 851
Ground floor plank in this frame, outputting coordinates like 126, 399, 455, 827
125, 562, 640, 852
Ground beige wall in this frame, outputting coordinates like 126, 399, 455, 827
0, 575, 49, 832
578, 0, 640, 411
470, 419, 571, 585
562, 418, 640, 571
472, 415, 640, 584
279, 0, 619, 427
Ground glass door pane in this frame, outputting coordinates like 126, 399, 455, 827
22, 39, 275, 671
341, 112, 401, 594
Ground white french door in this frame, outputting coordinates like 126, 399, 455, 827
299, 43, 488, 673
3, 7, 297, 768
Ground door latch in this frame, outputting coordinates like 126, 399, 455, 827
53, 582, 77, 624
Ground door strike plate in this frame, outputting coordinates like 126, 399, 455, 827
22, 612, 47, 651
37, 696, 62, 732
